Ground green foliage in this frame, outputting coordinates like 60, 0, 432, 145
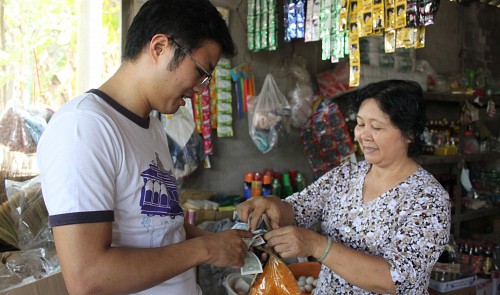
1, 0, 120, 110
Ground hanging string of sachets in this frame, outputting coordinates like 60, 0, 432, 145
247, 0, 278, 51
247, 0, 439, 86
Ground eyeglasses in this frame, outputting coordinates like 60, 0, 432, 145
169, 38, 212, 89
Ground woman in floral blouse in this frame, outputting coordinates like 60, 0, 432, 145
237, 80, 450, 294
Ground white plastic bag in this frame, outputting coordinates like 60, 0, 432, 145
162, 106, 204, 181
248, 74, 291, 153
287, 57, 314, 129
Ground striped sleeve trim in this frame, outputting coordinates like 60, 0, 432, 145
49, 210, 114, 227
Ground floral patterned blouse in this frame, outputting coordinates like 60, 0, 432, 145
285, 160, 450, 294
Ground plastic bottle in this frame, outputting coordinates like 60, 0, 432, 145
483, 243, 493, 277
461, 242, 470, 265
271, 178, 282, 197
295, 173, 306, 192
282, 173, 294, 198
472, 243, 484, 274
262, 174, 272, 196
243, 172, 254, 200
251, 172, 263, 197
288, 170, 298, 192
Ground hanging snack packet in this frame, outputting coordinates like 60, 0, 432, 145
416, 26, 426, 48
339, 0, 348, 32
247, 0, 256, 51
249, 255, 301, 295
423, 0, 439, 26
261, 0, 269, 49
349, 0, 359, 35
215, 58, 234, 137
268, 0, 278, 50
417, 0, 426, 26
385, 0, 396, 30
406, 0, 417, 27
348, 35, 361, 87
305, 0, 320, 41
372, 0, 385, 33
255, 0, 262, 50
360, 0, 373, 38
384, 29, 396, 53
285, 0, 297, 42
395, 0, 406, 29
296, 0, 306, 38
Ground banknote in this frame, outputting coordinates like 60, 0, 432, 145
241, 251, 263, 275
231, 222, 250, 231
243, 234, 265, 250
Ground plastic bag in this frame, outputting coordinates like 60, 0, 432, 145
162, 106, 204, 182
0, 247, 59, 291
5, 176, 51, 251
0, 100, 48, 153
287, 56, 314, 129
248, 74, 291, 153
459, 100, 479, 125
250, 255, 301, 295
315, 63, 351, 99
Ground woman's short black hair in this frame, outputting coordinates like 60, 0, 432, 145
348, 80, 428, 157
123, 0, 236, 68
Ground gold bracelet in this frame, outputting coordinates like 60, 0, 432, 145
318, 236, 332, 263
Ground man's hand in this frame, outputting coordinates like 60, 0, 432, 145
201, 229, 253, 268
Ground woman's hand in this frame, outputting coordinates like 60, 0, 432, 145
263, 226, 325, 259
236, 196, 289, 231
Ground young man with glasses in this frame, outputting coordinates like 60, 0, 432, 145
37, 0, 252, 294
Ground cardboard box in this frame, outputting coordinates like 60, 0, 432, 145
181, 190, 237, 225
492, 271, 500, 295
429, 276, 476, 293
0, 271, 68, 295
433, 262, 462, 274
428, 286, 476, 295
477, 278, 493, 295
180, 190, 215, 205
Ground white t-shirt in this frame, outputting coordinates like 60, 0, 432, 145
37, 90, 200, 295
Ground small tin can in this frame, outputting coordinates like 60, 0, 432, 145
186, 209, 197, 225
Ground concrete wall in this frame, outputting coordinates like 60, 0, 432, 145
179, 0, 498, 196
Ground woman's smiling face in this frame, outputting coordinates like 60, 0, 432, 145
354, 98, 410, 167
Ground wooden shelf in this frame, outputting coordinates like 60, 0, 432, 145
416, 155, 461, 165
456, 207, 500, 222
358, 152, 499, 166
416, 152, 500, 165
424, 92, 500, 104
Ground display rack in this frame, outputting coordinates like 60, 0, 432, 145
423, 92, 500, 238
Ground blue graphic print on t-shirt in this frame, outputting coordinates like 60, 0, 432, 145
140, 160, 183, 218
